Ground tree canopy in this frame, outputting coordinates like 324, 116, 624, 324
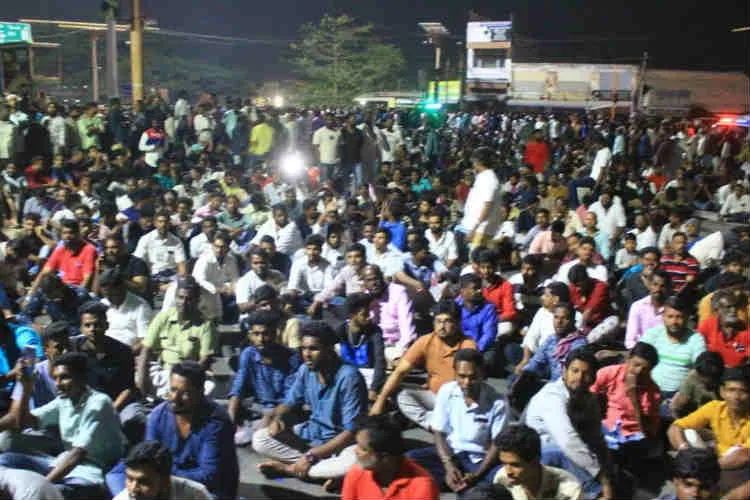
290, 14, 406, 107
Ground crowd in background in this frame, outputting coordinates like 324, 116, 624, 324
0, 88, 748, 500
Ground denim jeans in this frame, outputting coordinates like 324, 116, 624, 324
0, 452, 103, 499
540, 442, 602, 500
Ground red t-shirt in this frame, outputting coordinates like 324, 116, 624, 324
44, 242, 97, 287
591, 363, 661, 436
342, 457, 439, 500
24, 166, 52, 190
569, 279, 611, 326
697, 315, 750, 368
647, 173, 667, 192
483, 278, 518, 322
524, 141, 551, 174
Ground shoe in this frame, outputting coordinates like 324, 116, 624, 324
235, 423, 254, 446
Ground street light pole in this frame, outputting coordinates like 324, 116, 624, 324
104, 0, 119, 99
130, 0, 144, 103
90, 32, 100, 102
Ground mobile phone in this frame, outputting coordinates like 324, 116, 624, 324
21, 346, 36, 378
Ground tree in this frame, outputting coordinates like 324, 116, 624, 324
290, 14, 406, 107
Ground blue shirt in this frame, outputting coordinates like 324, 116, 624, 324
0, 323, 44, 381
229, 344, 300, 408
146, 400, 239, 500
379, 220, 407, 251
456, 298, 498, 352
283, 360, 367, 446
523, 333, 587, 381
403, 254, 447, 288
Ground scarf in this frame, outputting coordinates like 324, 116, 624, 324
552, 330, 587, 363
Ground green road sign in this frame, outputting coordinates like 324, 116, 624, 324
0, 22, 32, 45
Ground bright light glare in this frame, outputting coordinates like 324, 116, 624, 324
273, 95, 284, 108
280, 152, 305, 177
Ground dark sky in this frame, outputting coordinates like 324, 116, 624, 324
5, 0, 749, 79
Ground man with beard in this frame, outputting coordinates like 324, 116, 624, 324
26, 219, 96, 298
107, 361, 238, 500
361, 265, 415, 366
625, 269, 671, 349
408, 349, 508, 493
136, 277, 216, 399
370, 300, 478, 429
553, 237, 607, 285
98, 270, 152, 350
524, 349, 614, 500
493, 424, 583, 500
641, 296, 706, 402
520, 303, 587, 382
252, 321, 367, 489
308, 244, 367, 317
113, 441, 210, 500
697, 290, 749, 368
0, 352, 125, 498
341, 415, 439, 500
93, 235, 149, 301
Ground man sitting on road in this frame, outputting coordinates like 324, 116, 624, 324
408, 349, 509, 493
370, 300, 478, 429
252, 321, 367, 490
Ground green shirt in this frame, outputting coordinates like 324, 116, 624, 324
76, 115, 103, 151
641, 325, 706, 393
144, 308, 216, 368
31, 388, 125, 484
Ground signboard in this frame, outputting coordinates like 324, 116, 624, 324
427, 80, 461, 103
510, 63, 637, 102
0, 23, 32, 45
467, 21, 511, 44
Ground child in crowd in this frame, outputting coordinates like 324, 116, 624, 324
615, 233, 640, 273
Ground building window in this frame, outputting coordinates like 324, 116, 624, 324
473, 49, 507, 69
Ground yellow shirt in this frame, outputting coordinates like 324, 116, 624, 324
249, 122, 274, 156
674, 400, 750, 455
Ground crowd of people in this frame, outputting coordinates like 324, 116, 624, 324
0, 89, 748, 500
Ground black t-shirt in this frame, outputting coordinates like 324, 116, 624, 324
71, 335, 135, 401
339, 127, 364, 166
103, 255, 150, 299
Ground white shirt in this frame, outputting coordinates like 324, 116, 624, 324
189, 233, 211, 260
554, 259, 608, 284
365, 246, 405, 279
378, 128, 404, 163
588, 201, 626, 238
495, 465, 583, 500
235, 269, 287, 318
321, 243, 345, 275
287, 257, 332, 295
590, 146, 612, 182
720, 193, 750, 216
192, 248, 240, 319
113, 476, 211, 500
102, 292, 153, 347
44, 115, 67, 151
0, 467, 63, 500
657, 223, 681, 250
628, 227, 657, 250
461, 168, 502, 235
525, 379, 601, 478
133, 230, 186, 276
250, 219, 303, 257
138, 130, 166, 168
174, 98, 190, 120
424, 229, 458, 265
263, 182, 285, 206
193, 114, 215, 133
523, 307, 583, 352
312, 127, 341, 164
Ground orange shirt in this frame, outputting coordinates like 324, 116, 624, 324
696, 315, 750, 368
341, 457, 439, 500
402, 332, 477, 393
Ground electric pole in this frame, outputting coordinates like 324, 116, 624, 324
104, 0, 119, 99
130, 0, 144, 103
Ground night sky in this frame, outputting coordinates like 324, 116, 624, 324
5, 0, 749, 79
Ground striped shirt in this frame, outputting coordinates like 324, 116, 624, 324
659, 253, 699, 292
640, 325, 706, 393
